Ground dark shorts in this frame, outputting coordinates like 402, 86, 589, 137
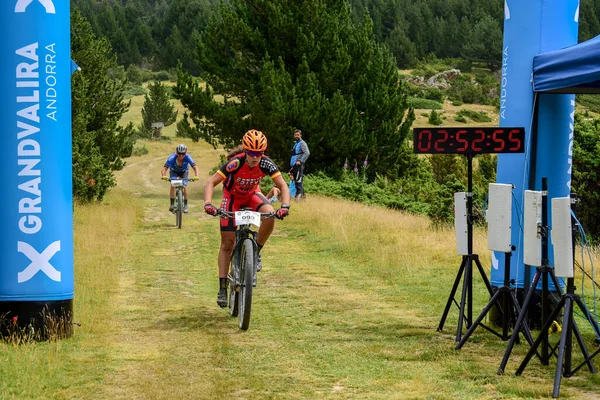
219, 190, 270, 232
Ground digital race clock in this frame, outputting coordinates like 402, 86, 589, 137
413, 127, 525, 155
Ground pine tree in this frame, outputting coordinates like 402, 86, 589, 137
71, 9, 136, 202
139, 81, 178, 138
174, 0, 414, 179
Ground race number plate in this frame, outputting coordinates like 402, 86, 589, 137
234, 211, 261, 227
170, 179, 184, 187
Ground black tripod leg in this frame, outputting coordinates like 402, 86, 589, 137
456, 289, 504, 350
509, 290, 534, 345
474, 256, 495, 296
571, 319, 595, 373
575, 297, 600, 340
498, 271, 541, 374
553, 297, 573, 398
456, 257, 472, 342
516, 297, 566, 375
438, 257, 467, 332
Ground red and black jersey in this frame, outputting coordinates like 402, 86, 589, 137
217, 154, 281, 197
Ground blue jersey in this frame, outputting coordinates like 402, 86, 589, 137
164, 153, 196, 174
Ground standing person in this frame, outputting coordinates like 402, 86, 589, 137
161, 144, 200, 213
203, 130, 291, 308
290, 129, 310, 199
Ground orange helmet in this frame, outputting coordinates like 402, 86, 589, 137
242, 129, 267, 152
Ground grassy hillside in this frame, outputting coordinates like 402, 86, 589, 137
1, 91, 600, 399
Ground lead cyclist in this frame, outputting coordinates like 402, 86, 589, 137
203, 130, 291, 307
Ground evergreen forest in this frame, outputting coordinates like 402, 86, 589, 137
71, 0, 600, 240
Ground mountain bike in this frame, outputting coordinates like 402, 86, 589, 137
166, 178, 194, 229
217, 209, 275, 330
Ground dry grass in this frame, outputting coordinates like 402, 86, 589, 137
413, 99, 499, 128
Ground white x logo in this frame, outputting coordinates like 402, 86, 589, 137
15, 0, 56, 14
17, 241, 61, 283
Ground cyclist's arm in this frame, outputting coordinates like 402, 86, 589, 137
203, 172, 225, 204
191, 164, 200, 177
161, 165, 169, 177
272, 174, 290, 205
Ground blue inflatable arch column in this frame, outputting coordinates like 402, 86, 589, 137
0, 0, 73, 337
492, 0, 579, 291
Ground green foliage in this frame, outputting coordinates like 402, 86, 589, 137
428, 110, 442, 125
407, 97, 443, 110
455, 109, 492, 122
572, 113, 600, 241
123, 83, 147, 99
411, 54, 453, 78
175, 112, 200, 140
174, 1, 415, 180
461, 15, 503, 71
71, 9, 136, 202
302, 149, 492, 227
132, 143, 149, 156
447, 74, 497, 106
577, 94, 600, 114
404, 81, 444, 103
126, 64, 143, 85
139, 81, 178, 138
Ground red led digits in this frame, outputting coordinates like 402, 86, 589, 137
492, 129, 505, 152
413, 127, 525, 154
434, 130, 448, 152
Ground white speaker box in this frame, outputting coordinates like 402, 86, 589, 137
454, 192, 468, 255
523, 190, 542, 266
487, 183, 513, 252
552, 197, 573, 278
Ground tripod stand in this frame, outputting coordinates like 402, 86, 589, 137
456, 247, 535, 350
438, 154, 495, 342
499, 178, 558, 373
516, 195, 599, 398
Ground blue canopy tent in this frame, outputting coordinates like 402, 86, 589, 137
533, 34, 600, 93
516, 35, 600, 295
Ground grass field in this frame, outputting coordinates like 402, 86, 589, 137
1, 92, 600, 399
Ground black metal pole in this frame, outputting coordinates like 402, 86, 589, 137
467, 154, 474, 329
540, 177, 550, 362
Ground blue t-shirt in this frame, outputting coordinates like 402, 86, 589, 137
164, 153, 196, 174
289, 180, 297, 197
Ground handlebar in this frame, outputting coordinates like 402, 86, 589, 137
163, 177, 198, 182
216, 209, 276, 219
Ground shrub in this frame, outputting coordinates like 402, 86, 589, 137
456, 109, 492, 122
428, 110, 442, 125
408, 97, 443, 110
132, 144, 149, 156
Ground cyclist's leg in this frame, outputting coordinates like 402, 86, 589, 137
293, 164, 305, 198
217, 193, 238, 306
218, 231, 236, 277
250, 193, 275, 246
247, 193, 274, 272
168, 169, 177, 211
182, 170, 190, 199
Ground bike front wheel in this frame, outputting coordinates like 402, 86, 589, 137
238, 238, 255, 330
176, 188, 183, 229
228, 261, 239, 317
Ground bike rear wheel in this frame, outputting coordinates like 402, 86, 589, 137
176, 188, 183, 229
238, 238, 255, 330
